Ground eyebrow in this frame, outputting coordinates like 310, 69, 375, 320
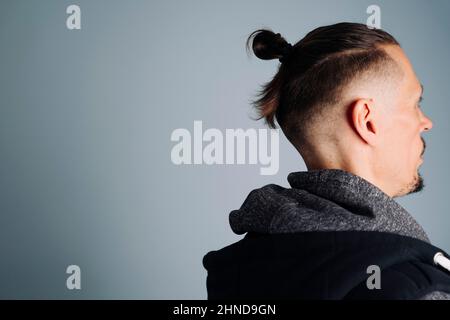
419, 84, 424, 102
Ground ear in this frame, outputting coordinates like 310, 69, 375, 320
350, 98, 378, 146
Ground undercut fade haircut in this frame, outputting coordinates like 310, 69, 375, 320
246, 22, 400, 150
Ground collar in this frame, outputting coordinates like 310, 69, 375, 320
287, 168, 430, 242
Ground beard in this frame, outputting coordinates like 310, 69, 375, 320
394, 138, 427, 198
407, 171, 425, 195
394, 170, 425, 198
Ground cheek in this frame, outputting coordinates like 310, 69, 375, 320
381, 123, 407, 151
380, 119, 418, 169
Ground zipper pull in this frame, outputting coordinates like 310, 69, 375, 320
434, 252, 450, 272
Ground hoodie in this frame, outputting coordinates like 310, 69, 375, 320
202, 169, 450, 300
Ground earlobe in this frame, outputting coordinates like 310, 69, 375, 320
350, 98, 377, 145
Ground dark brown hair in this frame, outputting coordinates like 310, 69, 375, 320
246, 22, 400, 149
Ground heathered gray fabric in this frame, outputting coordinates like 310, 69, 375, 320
420, 291, 450, 300
229, 168, 450, 300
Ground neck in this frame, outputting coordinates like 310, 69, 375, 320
304, 151, 395, 198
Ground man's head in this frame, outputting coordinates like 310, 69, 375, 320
247, 22, 433, 198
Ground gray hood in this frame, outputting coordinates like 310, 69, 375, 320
229, 168, 430, 243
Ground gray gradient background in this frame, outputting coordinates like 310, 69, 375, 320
0, 0, 449, 299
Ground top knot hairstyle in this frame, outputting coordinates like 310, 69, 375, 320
246, 22, 400, 150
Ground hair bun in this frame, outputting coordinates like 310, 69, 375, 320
246, 29, 293, 63
278, 41, 293, 63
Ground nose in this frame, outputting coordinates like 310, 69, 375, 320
422, 113, 433, 132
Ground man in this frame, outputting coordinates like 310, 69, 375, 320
202, 22, 450, 299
